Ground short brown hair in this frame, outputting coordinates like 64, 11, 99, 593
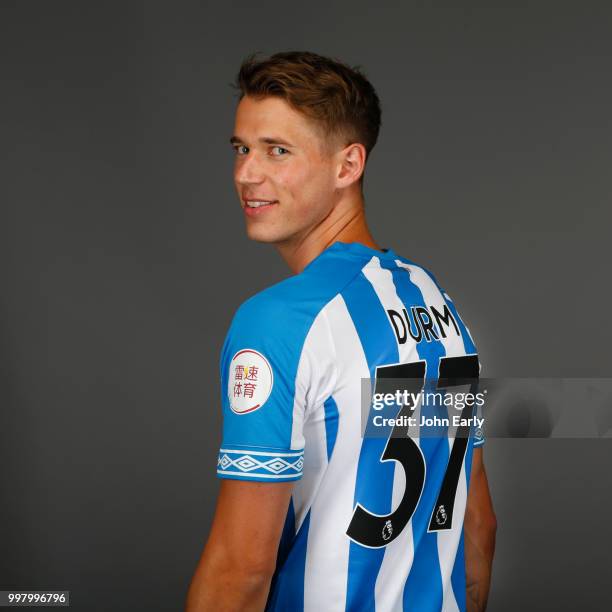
234, 51, 382, 160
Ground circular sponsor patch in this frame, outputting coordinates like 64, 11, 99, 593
228, 349, 274, 414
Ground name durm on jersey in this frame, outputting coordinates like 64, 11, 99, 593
386, 303, 460, 344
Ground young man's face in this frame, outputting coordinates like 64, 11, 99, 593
231, 95, 340, 245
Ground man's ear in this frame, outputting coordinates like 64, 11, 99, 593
336, 143, 367, 189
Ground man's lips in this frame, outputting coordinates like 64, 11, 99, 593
242, 199, 279, 216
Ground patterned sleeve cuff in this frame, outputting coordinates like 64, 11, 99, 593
217, 447, 304, 481
472, 423, 485, 447
473, 431, 486, 446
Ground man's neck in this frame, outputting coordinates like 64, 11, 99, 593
275, 196, 382, 274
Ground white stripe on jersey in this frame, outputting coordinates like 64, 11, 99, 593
292, 307, 337, 530
302, 295, 370, 612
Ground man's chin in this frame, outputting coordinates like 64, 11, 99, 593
245, 224, 288, 245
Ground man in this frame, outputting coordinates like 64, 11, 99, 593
186, 51, 496, 612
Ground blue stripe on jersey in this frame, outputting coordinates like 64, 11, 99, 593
266, 509, 310, 611
381, 261, 447, 612
409, 263, 481, 611
323, 396, 339, 461
341, 270, 400, 611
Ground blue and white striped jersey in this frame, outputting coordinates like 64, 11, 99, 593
216, 241, 484, 612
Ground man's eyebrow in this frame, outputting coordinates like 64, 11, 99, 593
229, 135, 294, 146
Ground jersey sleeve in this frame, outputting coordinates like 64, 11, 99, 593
216, 293, 318, 482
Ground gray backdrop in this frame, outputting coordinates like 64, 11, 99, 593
1, 1, 611, 610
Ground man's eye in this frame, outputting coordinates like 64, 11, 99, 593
234, 145, 249, 155
271, 146, 288, 156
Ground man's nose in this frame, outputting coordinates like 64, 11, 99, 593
235, 152, 265, 185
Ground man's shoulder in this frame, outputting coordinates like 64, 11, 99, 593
226, 274, 334, 350
238, 274, 312, 316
